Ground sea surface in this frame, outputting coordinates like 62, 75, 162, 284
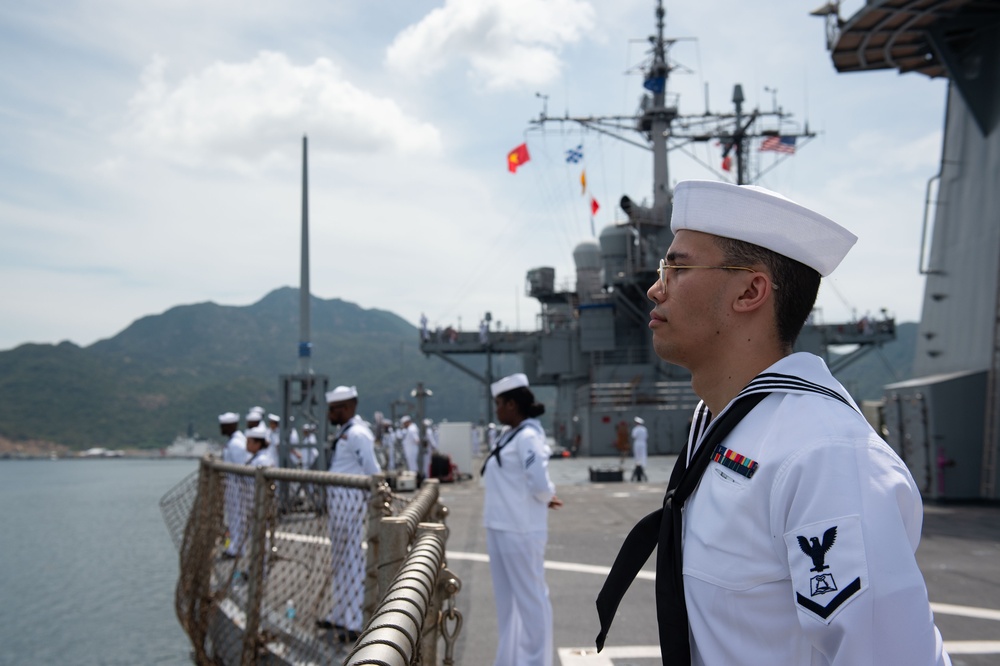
0, 458, 199, 666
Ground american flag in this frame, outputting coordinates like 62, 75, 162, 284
760, 135, 796, 154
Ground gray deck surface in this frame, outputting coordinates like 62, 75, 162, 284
433, 455, 1000, 666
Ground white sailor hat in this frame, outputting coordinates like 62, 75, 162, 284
267, 413, 280, 423
303, 423, 316, 431
246, 411, 262, 422
634, 416, 645, 424
423, 418, 433, 426
401, 415, 412, 423
669, 180, 857, 277
245, 424, 269, 441
250, 406, 265, 415
326, 385, 358, 403
491, 372, 529, 398
218, 412, 239, 425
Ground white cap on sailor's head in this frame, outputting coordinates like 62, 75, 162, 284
250, 406, 265, 415
401, 415, 412, 424
669, 180, 857, 277
326, 385, 358, 404
246, 411, 263, 422
423, 418, 433, 426
634, 416, 645, 425
491, 372, 529, 398
267, 413, 280, 423
218, 412, 239, 425
303, 423, 316, 431
245, 424, 269, 441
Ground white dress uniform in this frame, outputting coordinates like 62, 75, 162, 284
482, 418, 556, 666
222, 430, 249, 557
293, 430, 317, 469
682, 353, 950, 666
401, 421, 420, 472
422, 421, 438, 479
325, 415, 381, 633
631, 423, 648, 467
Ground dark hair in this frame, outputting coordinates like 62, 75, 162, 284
715, 236, 820, 348
500, 386, 545, 419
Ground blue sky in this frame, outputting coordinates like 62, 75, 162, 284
0, 0, 946, 352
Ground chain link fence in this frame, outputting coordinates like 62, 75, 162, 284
160, 458, 461, 665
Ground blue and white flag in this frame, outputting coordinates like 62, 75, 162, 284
565, 144, 583, 163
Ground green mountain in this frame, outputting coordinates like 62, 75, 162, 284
0, 288, 521, 450
0, 289, 919, 451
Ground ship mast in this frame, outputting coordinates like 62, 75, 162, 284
530, 0, 816, 206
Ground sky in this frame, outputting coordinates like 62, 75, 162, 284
0, 0, 947, 353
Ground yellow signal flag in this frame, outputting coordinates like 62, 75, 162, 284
580, 169, 587, 195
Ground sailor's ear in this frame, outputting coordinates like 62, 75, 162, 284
732, 273, 771, 313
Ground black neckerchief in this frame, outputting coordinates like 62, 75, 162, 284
479, 422, 528, 476
595, 370, 858, 664
595, 391, 769, 664
329, 420, 355, 465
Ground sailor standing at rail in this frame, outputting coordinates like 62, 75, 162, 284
483, 373, 562, 666
225, 423, 272, 558
219, 412, 249, 558
318, 385, 381, 642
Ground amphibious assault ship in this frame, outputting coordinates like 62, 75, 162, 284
420, 0, 894, 458
813, 0, 1000, 501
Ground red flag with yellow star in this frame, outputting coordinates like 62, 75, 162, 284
507, 143, 530, 173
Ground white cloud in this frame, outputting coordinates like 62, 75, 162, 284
120, 51, 442, 169
385, 0, 597, 90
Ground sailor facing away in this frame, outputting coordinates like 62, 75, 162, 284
483, 373, 562, 666
219, 412, 249, 558
319, 385, 381, 641
596, 180, 950, 665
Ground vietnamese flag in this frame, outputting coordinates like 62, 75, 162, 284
508, 143, 530, 173
590, 196, 600, 215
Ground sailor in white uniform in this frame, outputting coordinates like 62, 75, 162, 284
219, 412, 249, 558
228, 424, 272, 557
421, 418, 438, 479
629, 416, 648, 482
292, 423, 318, 469
319, 385, 381, 641
400, 415, 420, 473
483, 373, 562, 666
596, 180, 950, 665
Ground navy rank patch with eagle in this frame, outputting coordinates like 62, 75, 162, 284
784, 515, 868, 624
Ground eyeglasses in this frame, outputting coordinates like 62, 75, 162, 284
657, 259, 776, 292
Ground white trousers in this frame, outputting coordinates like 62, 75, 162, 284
224, 473, 249, 556
403, 441, 419, 472
326, 486, 367, 632
486, 528, 553, 666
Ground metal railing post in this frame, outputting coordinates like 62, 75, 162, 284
241, 467, 271, 666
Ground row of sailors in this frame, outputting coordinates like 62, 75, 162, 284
217, 408, 450, 478
217, 408, 314, 468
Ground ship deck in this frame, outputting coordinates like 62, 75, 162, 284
434, 454, 1000, 665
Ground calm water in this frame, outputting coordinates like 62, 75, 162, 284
0, 458, 199, 666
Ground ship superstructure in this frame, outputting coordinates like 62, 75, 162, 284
421, 0, 894, 456
816, 0, 1000, 500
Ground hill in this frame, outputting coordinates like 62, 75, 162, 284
0, 289, 919, 451
0, 288, 520, 450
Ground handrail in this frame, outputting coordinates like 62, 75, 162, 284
346, 524, 450, 666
